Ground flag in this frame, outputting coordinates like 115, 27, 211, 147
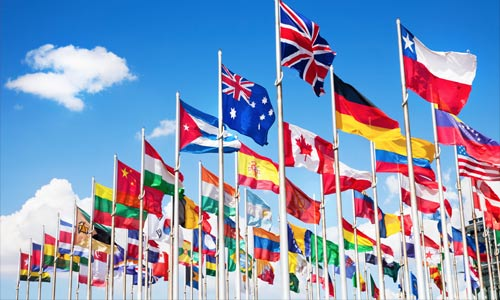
379, 213, 401, 239
429, 265, 443, 291
179, 99, 241, 153
451, 227, 469, 257
400, 24, 477, 115
152, 251, 168, 281
400, 175, 452, 216
353, 272, 366, 292
116, 160, 164, 217
411, 272, 418, 299
238, 143, 280, 193
469, 265, 481, 294
365, 254, 401, 283
333, 73, 400, 141
127, 229, 139, 262
246, 190, 272, 230
374, 135, 435, 162
335, 255, 356, 279
179, 195, 199, 229
457, 145, 500, 181
193, 228, 216, 256
310, 234, 339, 266
58, 219, 73, 255
354, 191, 381, 223
144, 139, 183, 195
285, 178, 321, 224
342, 219, 373, 253
370, 274, 380, 300
284, 122, 333, 173
435, 109, 500, 166
279, 0, 335, 96
206, 255, 217, 277
224, 217, 244, 250
147, 240, 160, 263
221, 64, 275, 146
178, 240, 191, 266
79, 250, 107, 287
375, 148, 436, 183
288, 223, 312, 258
253, 227, 280, 262
186, 265, 199, 290
55, 253, 80, 272
322, 161, 372, 195
466, 235, 487, 262
201, 165, 236, 216
19, 252, 51, 282
42, 233, 56, 271
323, 268, 335, 297
93, 182, 146, 230
289, 273, 300, 293
31, 242, 42, 272
74, 207, 113, 254
256, 259, 274, 284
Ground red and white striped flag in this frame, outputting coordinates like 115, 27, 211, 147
457, 146, 500, 181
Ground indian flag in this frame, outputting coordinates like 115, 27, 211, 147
201, 165, 236, 217
144, 140, 182, 195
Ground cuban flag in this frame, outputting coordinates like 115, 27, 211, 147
400, 23, 477, 115
179, 99, 241, 153
280, 0, 335, 96
221, 64, 275, 146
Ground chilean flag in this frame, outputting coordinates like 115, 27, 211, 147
400, 23, 477, 115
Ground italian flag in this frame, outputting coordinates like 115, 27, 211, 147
144, 140, 182, 196
93, 182, 146, 230
201, 165, 236, 217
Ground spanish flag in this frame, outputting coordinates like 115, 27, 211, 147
238, 144, 279, 194
334, 74, 400, 141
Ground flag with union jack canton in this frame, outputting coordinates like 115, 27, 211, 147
221, 64, 275, 146
279, 0, 335, 97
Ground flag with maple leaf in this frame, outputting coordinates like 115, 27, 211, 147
284, 122, 333, 174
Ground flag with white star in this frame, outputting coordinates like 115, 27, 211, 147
221, 64, 275, 146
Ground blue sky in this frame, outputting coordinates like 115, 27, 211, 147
1, 0, 498, 299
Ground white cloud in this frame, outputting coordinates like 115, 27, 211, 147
385, 175, 399, 199
5, 44, 136, 111
0, 178, 85, 275
148, 119, 176, 139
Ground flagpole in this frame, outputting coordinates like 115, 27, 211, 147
395, 18, 426, 300
470, 181, 486, 300
451, 246, 460, 299
313, 222, 321, 300
168, 195, 174, 300
87, 176, 96, 300
198, 161, 203, 300
397, 174, 411, 299
137, 129, 146, 299
351, 191, 362, 300
17, 249, 22, 300
418, 218, 432, 300
190, 240, 194, 300
244, 188, 249, 300
235, 150, 241, 300
484, 227, 496, 300
328, 65, 348, 299
123, 243, 127, 300
38, 226, 45, 300
216, 49, 227, 300
69, 197, 77, 300
173, 92, 182, 300
273, 1, 290, 297
27, 238, 32, 300
369, 141, 387, 300
453, 146, 473, 299
319, 177, 329, 300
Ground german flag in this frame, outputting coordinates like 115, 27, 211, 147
334, 74, 400, 141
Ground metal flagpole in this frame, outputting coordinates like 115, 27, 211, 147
470, 181, 485, 300
396, 18, 426, 300
88, 176, 96, 300
190, 240, 194, 300
173, 92, 182, 300
69, 198, 77, 300
38, 226, 45, 300
198, 161, 203, 300
397, 174, 411, 299
369, 141, 386, 300
430, 104, 454, 298
145, 242, 150, 300
454, 146, 473, 299
235, 151, 241, 300
168, 194, 174, 300
138, 128, 146, 298
244, 189, 250, 300
484, 228, 496, 300
328, 65, 348, 299
216, 49, 227, 300
351, 191, 362, 300
451, 246, 460, 299
123, 244, 127, 300
52, 214, 59, 300
313, 222, 321, 300
16, 249, 21, 300
27, 238, 32, 300
419, 219, 431, 300
76, 281, 80, 300
272, 1, 290, 297
319, 177, 330, 300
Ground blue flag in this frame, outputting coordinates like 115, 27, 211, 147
246, 190, 272, 230
221, 64, 275, 146
411, 272, 418, 299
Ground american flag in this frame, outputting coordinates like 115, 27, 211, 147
279, 0, 335, 96
457, 145, 500, 181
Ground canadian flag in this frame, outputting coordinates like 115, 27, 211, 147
284, 122, 333, 173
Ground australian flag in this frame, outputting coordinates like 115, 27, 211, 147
280, 0, 335, 96
221, 64, 275, 146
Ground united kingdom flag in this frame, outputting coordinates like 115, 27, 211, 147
221, 64, 275, 146
280, 0, 335, 96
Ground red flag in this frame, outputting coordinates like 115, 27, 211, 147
116, 160, 164, 217
285, 178, 321, 225
152, 251, 169, 281
322, 161, 372, 195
